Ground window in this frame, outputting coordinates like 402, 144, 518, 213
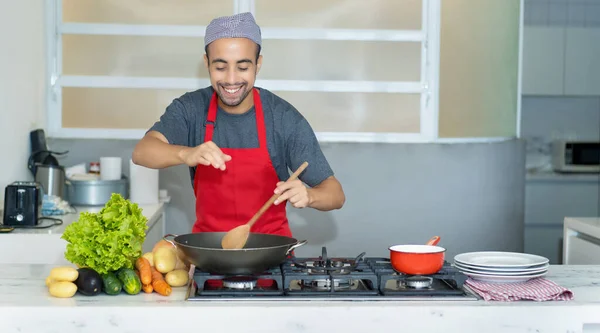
47, 0, 442, 142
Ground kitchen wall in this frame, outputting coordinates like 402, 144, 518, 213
521, 0, 600, 264
0, 1, 47, 202
522, 97, 600, 171
520, 0, 600, 177
522, 0, 600, 153
48, 137, 526, 258
522, 97, 600, 140
524, 0, 600, 27
521, 0, 600, 168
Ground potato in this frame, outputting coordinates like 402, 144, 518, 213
45, 276, 56, 287
152, 240, 188, 270
48, 281, 78, 298
174, 249, 189, 270
174, 259, 187, 270
152, 239, 175, 253
165, 269, 189, 287
49, 266, 79, 282
142, 252, 154, 266
154, 247, 176, 273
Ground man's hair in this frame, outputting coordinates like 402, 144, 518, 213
204, 43, 262, 63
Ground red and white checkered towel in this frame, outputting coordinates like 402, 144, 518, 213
465, 277, 574, 301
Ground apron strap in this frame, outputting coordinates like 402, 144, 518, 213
252, 88, 268, 149
204, 92, 219, 142
204, 88, 267, 150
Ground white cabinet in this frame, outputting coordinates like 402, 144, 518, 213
563, 217, 600, 265
565, 28, 600, 96
522, 27, 565, 95
522, 26, 600, 96
524, 173, 600, 264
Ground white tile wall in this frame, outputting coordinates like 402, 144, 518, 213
522, 0, 600, 170
521, 96, 600, 170
525, 0, 600, 27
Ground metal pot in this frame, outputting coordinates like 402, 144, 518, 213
164, 232, 307, 275
65, 177, 128, 206
389, 236, 446, 275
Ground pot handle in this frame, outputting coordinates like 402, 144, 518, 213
286, 240, 307, 255
163, 233, 179, 247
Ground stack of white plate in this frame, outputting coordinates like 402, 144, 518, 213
453, 251, 550, 283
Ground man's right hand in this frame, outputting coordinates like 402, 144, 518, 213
179, 141, 232, 170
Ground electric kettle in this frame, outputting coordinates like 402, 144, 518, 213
34, 164, 66, 199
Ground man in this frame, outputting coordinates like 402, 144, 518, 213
132, 12, 345, 237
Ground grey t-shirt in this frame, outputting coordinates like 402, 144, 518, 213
149, 86, 334, 188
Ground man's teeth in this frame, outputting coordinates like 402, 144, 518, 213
224, 87, 241, 94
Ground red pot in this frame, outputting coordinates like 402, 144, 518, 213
389, 236, 445, 275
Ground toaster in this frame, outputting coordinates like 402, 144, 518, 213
3, 181, 43, 226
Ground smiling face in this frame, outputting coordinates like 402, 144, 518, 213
204, 38, 262, 114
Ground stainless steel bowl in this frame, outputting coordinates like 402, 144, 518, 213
65, 177, 128, 206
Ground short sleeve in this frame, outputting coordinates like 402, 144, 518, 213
284, 109, 334, 187
148, 98, 189, 147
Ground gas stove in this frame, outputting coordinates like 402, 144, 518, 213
185, 247, 479, 301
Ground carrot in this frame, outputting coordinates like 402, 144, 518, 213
135, 269, 154, 293
143, 283, 153, 293
151, 266, 172, 296
135, 257, 152, 285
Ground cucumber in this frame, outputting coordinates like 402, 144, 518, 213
101, 272, 122, 295
116, 268, 142, 295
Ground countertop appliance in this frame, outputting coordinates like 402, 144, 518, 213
34, 164, 66, 199
27, 129, 68, 177
2, 181, 43, 226
552, 140, 600, 173
27, 129, 69, 198
186, 247, 478, 301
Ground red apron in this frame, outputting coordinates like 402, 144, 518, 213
192, 88, 292, 238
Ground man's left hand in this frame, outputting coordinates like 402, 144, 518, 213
273, 180, 312, 208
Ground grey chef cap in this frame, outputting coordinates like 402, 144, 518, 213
204, 12, 262, 47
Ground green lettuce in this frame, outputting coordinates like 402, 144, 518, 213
61, 193, 148, 274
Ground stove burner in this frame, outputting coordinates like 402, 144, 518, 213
301, 278, 353, 290
308, 260, 353, 274
293, 247, 366, 275
403, 276, 433, 289
222, 276, 257, 290
313, 260, 344, 268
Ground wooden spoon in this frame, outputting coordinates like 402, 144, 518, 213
221, 161, 309, 249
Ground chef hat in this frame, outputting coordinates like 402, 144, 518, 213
204, 12, 262, 48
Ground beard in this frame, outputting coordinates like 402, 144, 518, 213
216, 83, 253, 108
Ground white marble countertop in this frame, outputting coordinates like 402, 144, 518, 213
1, 264, 600, 333
526, 170, 600, 182
2, 202, 165, 235
565, 217, 600, 236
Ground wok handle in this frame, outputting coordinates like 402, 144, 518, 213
355, 252, 366, 263
162, 233, 179, 247
286, 240, 308, 255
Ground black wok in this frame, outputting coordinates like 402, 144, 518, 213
163, 232, 307, 275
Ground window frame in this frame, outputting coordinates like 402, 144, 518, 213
45, 0, 516, 143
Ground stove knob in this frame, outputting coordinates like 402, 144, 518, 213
16, 214, 23, 222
